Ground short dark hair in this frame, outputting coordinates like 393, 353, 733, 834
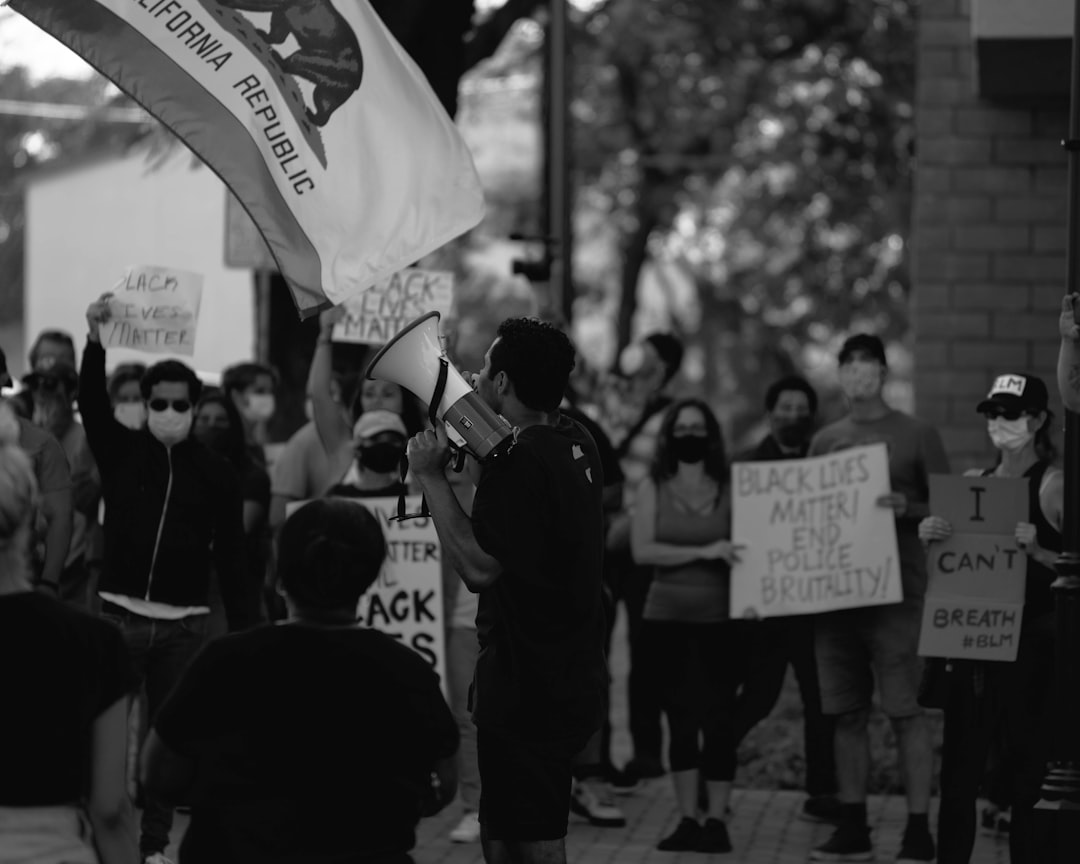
651, 397, 728, 485
765, 375, 818, 415
838, 333, 887, 367
29, 330, 76, 369
278, 499, 387, 612
222, 362, 278, 397
107, 363, 147, 402
140, 360, 203, 403
489, 318, 576, 412
643, 333, 684, 385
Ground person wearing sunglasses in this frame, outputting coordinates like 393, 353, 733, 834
81, 294, 252, 864
918, 373, 1063, 864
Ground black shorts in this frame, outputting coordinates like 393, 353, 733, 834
477, 726, 583, 842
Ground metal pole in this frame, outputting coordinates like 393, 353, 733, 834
1032, 0, 1080, 859
547, 0, 573, 323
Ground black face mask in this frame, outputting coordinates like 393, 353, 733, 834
195, 426, 231, 454
671, 435, 709, 464
775, 417, 813, 448
359, 442, 404, 474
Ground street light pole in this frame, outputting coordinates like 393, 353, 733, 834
1031, 0, 1080, 860
546, 0, 573, 323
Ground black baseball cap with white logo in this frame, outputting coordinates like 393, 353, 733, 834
976, 373, 1049, 416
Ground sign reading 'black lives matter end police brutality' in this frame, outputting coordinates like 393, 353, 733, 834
918, 475, 1027, 662
730, 443, 902, 618
285, 496, 446, 694
331, 269, 453, 345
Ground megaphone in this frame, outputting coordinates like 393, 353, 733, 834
365, 311, 514, 463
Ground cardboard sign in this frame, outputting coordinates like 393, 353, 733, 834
285, 496, 447, 693
730, 443, 903, 618
332, 269, 453, 345
918, 475, 1027, 662
101, 266, 203, 356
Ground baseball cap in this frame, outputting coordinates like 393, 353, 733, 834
976, 373, 1049, 416
838, 333, 887, 367
352, 410, 407, 444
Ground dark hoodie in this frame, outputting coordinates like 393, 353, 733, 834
80, 341, 250, 629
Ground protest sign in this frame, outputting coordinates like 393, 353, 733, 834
332, 269, 453, 345
730, 443, 902, 618
285, 496, 446, 692
918, 475, 1026, 662
101, 266, 203, 356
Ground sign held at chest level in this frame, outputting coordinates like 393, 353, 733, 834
101, 265, 203, 357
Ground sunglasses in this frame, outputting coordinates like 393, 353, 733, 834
982, 407, 1024, 421
148, 399, 192, 413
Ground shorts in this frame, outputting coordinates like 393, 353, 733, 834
477, 726, 583, 842
815, 598, 924, 719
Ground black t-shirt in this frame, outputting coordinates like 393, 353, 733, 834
0, 592, 134, 805
154, 624, 458, 864
561, 406, 623, 488
471, 414, 608, 742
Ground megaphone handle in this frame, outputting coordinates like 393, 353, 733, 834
390, 358, 451, 523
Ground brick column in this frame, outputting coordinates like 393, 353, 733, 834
912, 0, 1068, 471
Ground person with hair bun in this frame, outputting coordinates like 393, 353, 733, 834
0, 400, 139, 864
142, 498, 459, 864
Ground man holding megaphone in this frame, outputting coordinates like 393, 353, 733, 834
395, 317, 608, 864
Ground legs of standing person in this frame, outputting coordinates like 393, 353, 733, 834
731, 618, 789, 745
139, 615, 208, 860
936, 663, 999, 864
476, 727, 579, 864
621, 559, 663, 775
787, 615, 838, 802
447, 627, 481, 812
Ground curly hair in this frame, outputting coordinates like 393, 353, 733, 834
488, 318, 576, 412
0, 402, 37, 569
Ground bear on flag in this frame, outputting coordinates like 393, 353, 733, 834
10, 0, 486, 317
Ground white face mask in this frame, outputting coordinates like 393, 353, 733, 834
148, 408, 193, 446
838, 361, 883, 402
987, 417, 1033, 452
242, 393, 276, 423
114, 402, 147, 430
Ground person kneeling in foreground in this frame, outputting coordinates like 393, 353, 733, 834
141, 499, 459, 864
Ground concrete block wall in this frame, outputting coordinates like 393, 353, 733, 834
912, 0, 1069, 471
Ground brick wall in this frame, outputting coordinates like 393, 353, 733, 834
912, 0, 1069, 471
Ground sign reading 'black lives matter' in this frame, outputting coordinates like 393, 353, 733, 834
730, 443, 902, 618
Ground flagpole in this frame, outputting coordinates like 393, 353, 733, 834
1031, 0, 1080, 858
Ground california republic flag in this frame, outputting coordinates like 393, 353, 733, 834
11, 0, 486, 317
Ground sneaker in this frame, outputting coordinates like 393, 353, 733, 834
809, 824, 874, 861
802, 795, 845, 825
980, 805, 1010, 835
896, 825, 936, 863
449, 811, 481, 843
697, 818, 733, 854
657, 817, 701, 852
608, 766, 642, 795
570, 780, 626, 827
143, 855, 175, 864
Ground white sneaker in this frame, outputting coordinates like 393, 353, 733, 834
143, 855, 175, 864
449, 810, 481, 843
570, 779, 626, 827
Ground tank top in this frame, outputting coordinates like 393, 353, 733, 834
642, 479, 731, 623
981, 461, 1061, 616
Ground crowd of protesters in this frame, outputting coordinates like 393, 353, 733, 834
0, 292, 1076, 864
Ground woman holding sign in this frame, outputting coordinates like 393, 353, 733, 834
630, 398, 742, 854
918, 373, 1063, 864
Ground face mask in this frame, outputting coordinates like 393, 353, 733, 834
114, 402, 147, 430
148, 408, 193, 447
358, 441, 404, 474
195, 426, 231, 454
671, 435, 709, 464
987, 417, 1033, 452
775, 417, 812, 448
838, 361, 883, 402
242, 394, 276, 423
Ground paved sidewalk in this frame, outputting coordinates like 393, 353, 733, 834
417, 785, 1010, 864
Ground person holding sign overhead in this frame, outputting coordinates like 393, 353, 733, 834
918, 373, 1063, 864
808, 334, 949, 864
630, 398, 742, 854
